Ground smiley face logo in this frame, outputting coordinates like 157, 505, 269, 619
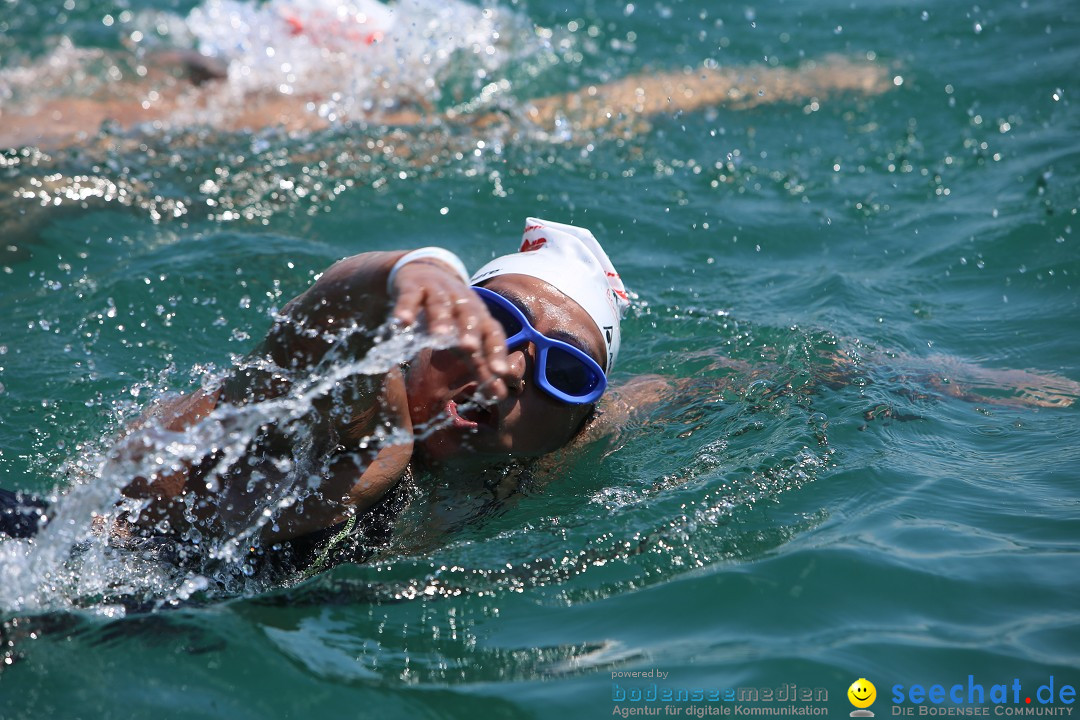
848, 678, 877, 716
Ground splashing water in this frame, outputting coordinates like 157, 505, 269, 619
0, 0, 571, 242
185, 0, 529, 114
0, 319, 457, 616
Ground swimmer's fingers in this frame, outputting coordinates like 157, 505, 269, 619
391, 263, 509, 399
476, 304, 510, 381
449, 291, 509, 400
421, 283, 456, 337
390, 260, 461, 327
424, 277, 508, 399
391, 283, 426, 327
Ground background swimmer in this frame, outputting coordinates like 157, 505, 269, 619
0, 0, 894, 149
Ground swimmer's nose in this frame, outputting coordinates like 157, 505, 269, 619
505, 348, 527, 396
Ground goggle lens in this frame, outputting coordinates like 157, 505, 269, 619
545, 346, 601, 396
483, 298, 523, 339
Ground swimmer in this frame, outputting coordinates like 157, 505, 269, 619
0, 217, 650, 575
0, 0, 895, 152
0, 42, 894, 249
0, 0, 898, 250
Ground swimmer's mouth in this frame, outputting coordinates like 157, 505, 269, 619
446, 396, 499, 432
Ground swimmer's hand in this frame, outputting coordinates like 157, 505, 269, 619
390, 259, 510, 401
916, 354, 1080, 409
253, 250, 510, 400
825, 348, 1080, 410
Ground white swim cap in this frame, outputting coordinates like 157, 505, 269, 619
471, 217, 630, 373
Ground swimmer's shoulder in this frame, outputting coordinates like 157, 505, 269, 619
573, 374, 675, 445
608, 374, 677, 409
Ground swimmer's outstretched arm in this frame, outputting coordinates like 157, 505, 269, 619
575, 348, 1077, 449
251, 54, 891, 134
0, 53, 892, 150
517, 54, 892, 133
824, 349, 1080, 410
231, 250, 509, 397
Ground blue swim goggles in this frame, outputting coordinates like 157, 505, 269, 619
472, 286, 607, 405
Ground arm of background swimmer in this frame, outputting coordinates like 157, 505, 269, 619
519, 55, 892, 132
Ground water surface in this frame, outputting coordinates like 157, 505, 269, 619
1, 0, 1078, 717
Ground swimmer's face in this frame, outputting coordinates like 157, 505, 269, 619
405, 274, 606, 463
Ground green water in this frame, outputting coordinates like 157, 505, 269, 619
2, 0, 1079, 717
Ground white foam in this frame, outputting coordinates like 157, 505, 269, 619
185, 0, 525, 112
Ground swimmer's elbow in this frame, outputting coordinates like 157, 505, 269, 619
346, 441, 413, 512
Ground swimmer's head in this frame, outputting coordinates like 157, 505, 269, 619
471, 217, 630, 373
